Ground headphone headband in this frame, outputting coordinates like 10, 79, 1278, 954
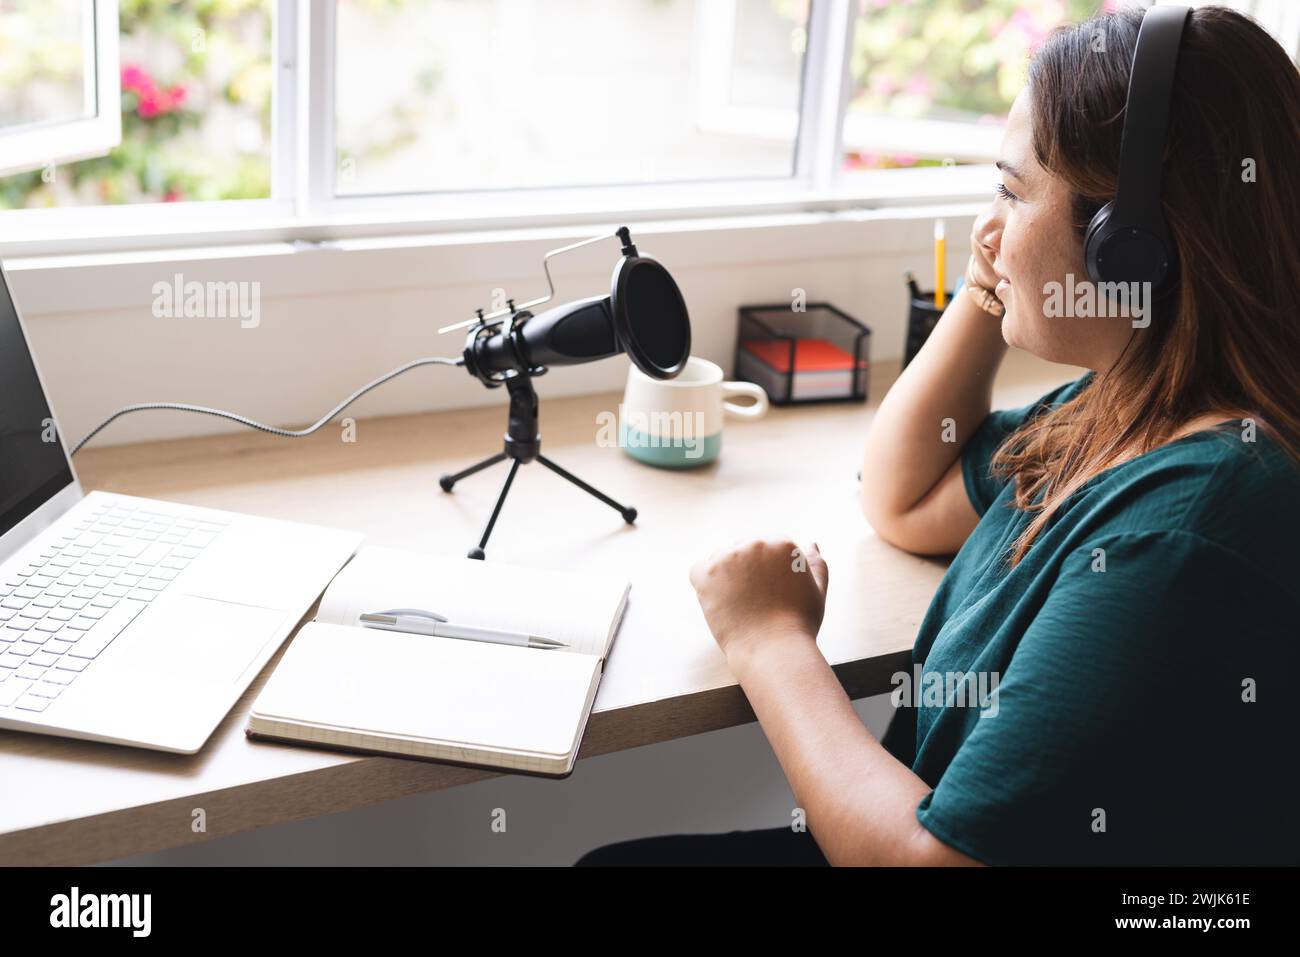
1083, 5, 1190, 297
1111, 5, 1191, 227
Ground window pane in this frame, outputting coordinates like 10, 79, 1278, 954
0, 0, 272, 209
842, 0, 1122, 171
335, 0, 810, 196
0, 1, 93, 132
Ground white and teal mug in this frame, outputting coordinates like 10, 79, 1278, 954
619, 357, 768, 468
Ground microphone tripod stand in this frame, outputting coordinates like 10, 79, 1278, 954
435, 226, 685, 560
439, 368, 637, 560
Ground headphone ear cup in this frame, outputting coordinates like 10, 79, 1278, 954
1086, 217, 1175, 296
1084, 201, 1114, 284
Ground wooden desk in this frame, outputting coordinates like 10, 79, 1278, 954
0, 351, 1076, 865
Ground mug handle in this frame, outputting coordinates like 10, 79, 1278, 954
721, 381, 769, 419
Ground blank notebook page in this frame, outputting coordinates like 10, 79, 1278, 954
254, 622, 600, 757
314, 546, 627, 659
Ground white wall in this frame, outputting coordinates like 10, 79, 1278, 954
7, 207, 979, 449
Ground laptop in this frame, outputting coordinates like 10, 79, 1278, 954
0, 261, 362, 754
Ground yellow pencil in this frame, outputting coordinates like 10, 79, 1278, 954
934, 219, 946, 309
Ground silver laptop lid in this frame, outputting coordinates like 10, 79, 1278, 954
0, 260, 81, 564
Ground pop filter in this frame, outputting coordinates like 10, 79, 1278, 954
610, 254, 691, 379
463, 248, 690, 382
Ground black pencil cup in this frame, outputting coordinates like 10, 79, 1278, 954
902, 288, 955, 369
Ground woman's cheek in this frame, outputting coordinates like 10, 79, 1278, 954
996, 245, 1026, 332
1001, 260, 1050, 352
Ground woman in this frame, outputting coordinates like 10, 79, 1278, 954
577, 5, 1300, 866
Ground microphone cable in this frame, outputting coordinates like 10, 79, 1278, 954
70, 355, 465, 456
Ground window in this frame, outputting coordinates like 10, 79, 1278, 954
841, 0, 1120, 172
0, 0, 273, 210
18, 0, 1281, 248
0, 0, 121, 179
333, 0, 811, 197
838, 0, 1300, 173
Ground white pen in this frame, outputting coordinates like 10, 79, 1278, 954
359, 608, 567, 650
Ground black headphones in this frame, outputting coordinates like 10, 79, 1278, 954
1083, 4, 1190, 298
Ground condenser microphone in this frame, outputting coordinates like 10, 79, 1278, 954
442, 227, 692, 558
461, 230, 691, 383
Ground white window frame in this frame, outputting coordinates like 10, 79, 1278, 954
0, 0, 296, 249
0, 0, 121, 178
301, 0, 853, 222
841, 114, 1004, 166
697, 0, 1007, 169
692, 0, 801, 148
0, 0, 1003, 259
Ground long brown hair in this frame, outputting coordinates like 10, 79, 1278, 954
992, 4, 1300, 567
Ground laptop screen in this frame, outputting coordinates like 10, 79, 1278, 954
0, 267, 75, 539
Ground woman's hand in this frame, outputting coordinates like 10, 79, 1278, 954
969, 202, 1002, 291
688, 538, 829, 665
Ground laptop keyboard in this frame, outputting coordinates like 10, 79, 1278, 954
0, 499, 227, 715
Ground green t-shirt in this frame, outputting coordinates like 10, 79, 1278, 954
881, 372, 1300, 865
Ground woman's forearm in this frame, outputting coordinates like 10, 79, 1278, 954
727, 633, 982, 866
860, 288, 1007, 532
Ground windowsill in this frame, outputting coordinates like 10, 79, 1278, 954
9, 201, 988, 268
4, 198, 989, 320
0, 165, 996, 263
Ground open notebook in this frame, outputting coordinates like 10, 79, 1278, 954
246, 546, 631, 777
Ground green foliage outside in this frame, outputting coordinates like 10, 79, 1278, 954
0, 0, 272, 209
846, 0, 1115, 168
